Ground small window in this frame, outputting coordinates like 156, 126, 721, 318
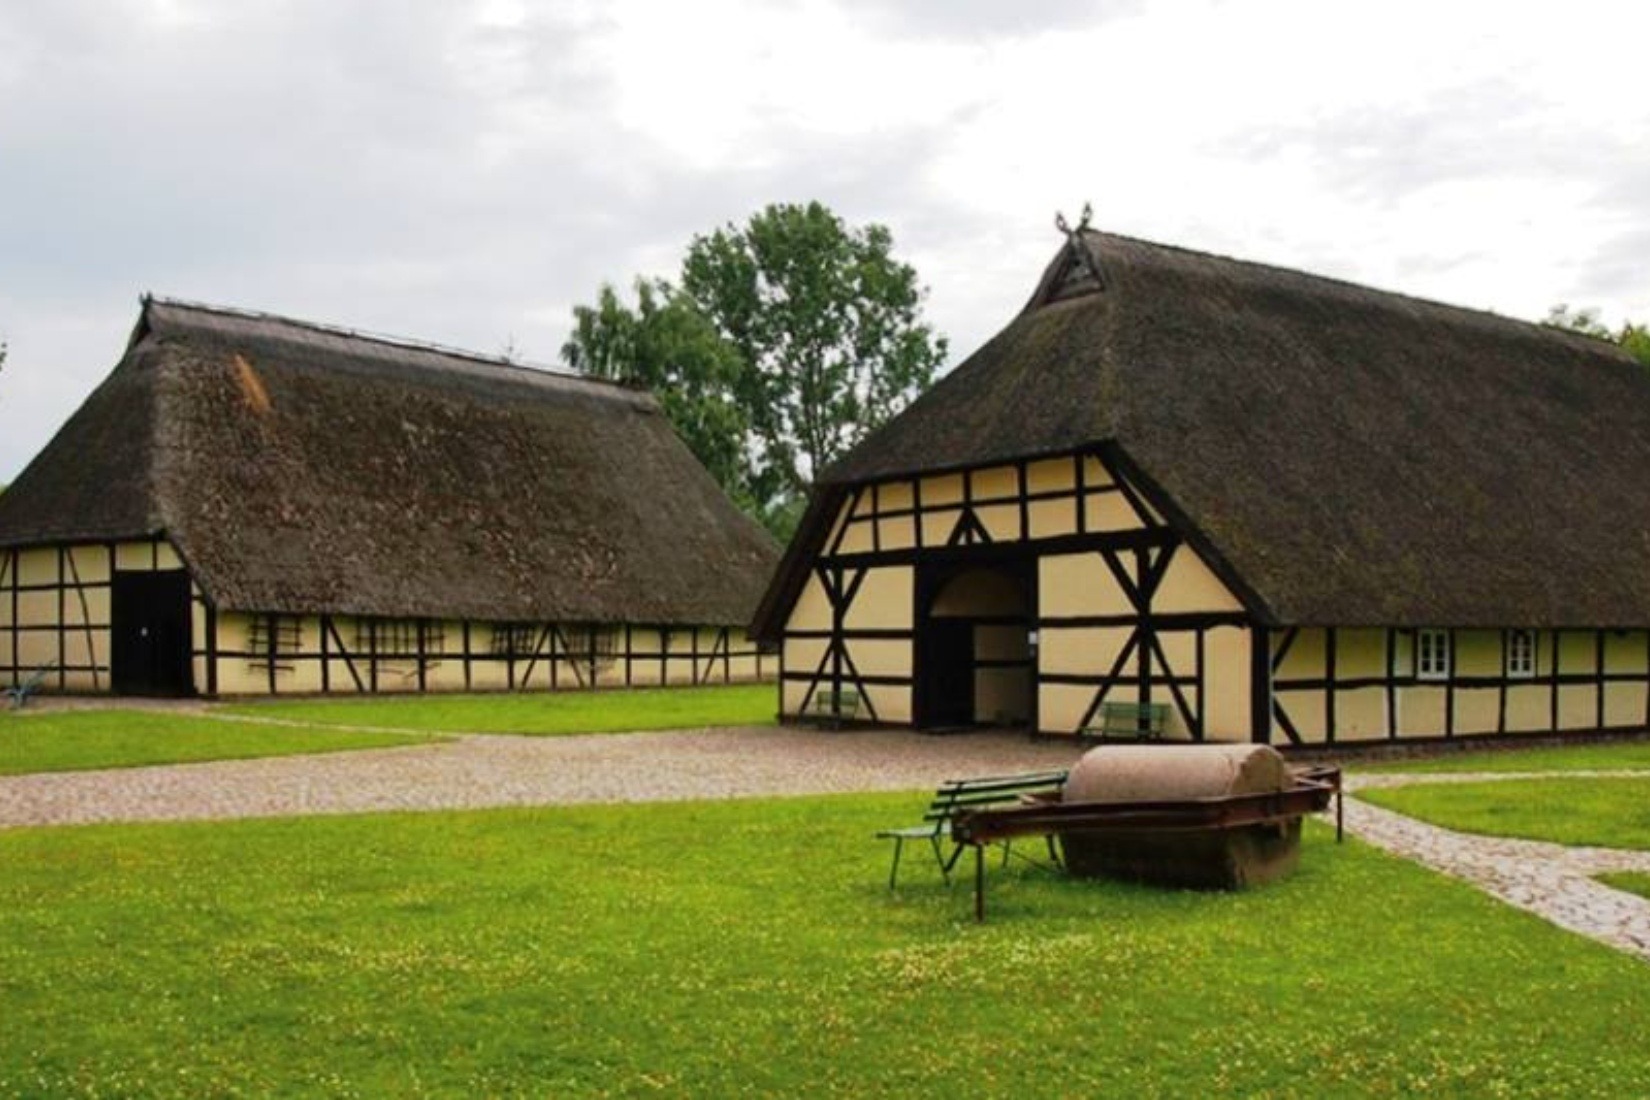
1417, 629, 1451, 681
355, 619, 441, 658
1506, 629, 1537, 679
491, 623, 540, 657
575, 624, 621, 670
247, 615, 302, 674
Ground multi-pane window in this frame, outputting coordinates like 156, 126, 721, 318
247, 615, 302, 673
1506, 629, 1537, 678
576, 624, 621, 670
354, 619, 442, 658
1417, 628, 1451, 681
491, 623, 540, 657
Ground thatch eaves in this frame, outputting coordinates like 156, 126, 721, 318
0, 298, 779, 625
762, 231, 1650, 633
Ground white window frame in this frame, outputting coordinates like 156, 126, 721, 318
1506, 629, 1537, 679
1417, 628, 1451, 682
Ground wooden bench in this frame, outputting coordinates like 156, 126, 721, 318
4, 667, 52, 711
876, 770, 1069, 889
807, 687, 862, 728
1085, 701, 1168, 740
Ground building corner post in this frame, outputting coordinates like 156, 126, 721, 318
1250, 624, 1272, 744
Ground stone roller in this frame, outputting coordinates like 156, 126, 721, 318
1057, 743, 1306, 889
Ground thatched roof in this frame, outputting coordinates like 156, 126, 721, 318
757, 230, 1650, 634
0, 298, 778, 624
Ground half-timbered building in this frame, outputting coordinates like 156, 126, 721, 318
0, 298, 777, 697
752, 228, 1650, 745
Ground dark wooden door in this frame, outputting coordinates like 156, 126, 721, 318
111, 570, 193, 696
919, 618, 975, 728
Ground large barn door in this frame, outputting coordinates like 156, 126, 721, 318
111, 570, 193, 696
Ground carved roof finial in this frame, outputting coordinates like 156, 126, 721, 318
1053, 202, 1106, 290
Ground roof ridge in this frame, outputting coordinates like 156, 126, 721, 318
139, 294, 648, 395
1081, 229, 1628, 357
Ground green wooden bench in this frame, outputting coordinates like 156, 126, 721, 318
807, 686, 862, 728
1085, 700, 1168, 740
876, 769, 1069, 889
5, 667, 53, 711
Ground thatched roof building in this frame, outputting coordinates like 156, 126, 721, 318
0, 298, 777, 697
756, 228, 1650, 746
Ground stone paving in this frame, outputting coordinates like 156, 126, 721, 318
1342, 770, 1650, 962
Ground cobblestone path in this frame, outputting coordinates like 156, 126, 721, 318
1343, 770, 1650, 961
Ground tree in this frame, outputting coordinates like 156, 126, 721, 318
681, 202, 947, 516
561, 279, 753, 510
1544, 304, 1650, 367
562, 203, 947, 539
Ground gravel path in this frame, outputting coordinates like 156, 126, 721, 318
1343, 770, 1650, 961
0, 726, 1080, 828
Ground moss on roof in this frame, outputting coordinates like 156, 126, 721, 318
0, 299, 779, 625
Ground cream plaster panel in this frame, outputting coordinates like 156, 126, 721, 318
844, 638, 912, 677
17, 549, 59, 586
789, 575, 834, 631
1453, 688, 1499, 735
1027, 499, 1078, 540
1153, 550, 1242, 615
1606, 683, 1648, 728
1039, 554, 1131, 618
922, 473, 965, 506
1455, 632, 1501, 678
1336, 687, 1387, 741
977, 503, 1022, 544
843, 567, 913, 630
1337, 630, 1386, 680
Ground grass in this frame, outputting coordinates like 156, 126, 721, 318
219, 682, 777, 735
0, 711, 438, 776
1601, 872, 1650, 901
1363, 738, 1650, 775
1359, 777, 1650, 850
5, 797, 1650, 1096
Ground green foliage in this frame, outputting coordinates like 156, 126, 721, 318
5, 802, 1650, 1095
1360, 777, 1650, 849
221, 682, 775, 735
564, 203, 946, 540
683, 202, 947, 508
1365, 739, 1650, 775
0, 710, 437, 775
1544, 304, 1650, 366
1622, 324, 1650, 368
561, 280, 754, 508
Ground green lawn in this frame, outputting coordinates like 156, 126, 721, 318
1601, 872, 1650, 901
219, 682, 777, 735
1360, 777, 1650, 850
1363, 739, 1650, 776
0, 711, 438, 776
5, 796, 1650, 1096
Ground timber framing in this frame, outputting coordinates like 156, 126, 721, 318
0, 534, 773, 698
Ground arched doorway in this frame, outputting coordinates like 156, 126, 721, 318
915, 560, 1035, 730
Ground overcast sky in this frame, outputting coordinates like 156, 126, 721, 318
2, 0, 1647, 481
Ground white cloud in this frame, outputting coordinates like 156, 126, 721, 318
1, 0, 1647, 480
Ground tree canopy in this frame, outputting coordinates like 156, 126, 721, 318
562, 202, 946, 539
1544, 304, 1650, 367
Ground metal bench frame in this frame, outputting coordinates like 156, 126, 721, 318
876, 770, 1070, 889
5, 667, 53, 710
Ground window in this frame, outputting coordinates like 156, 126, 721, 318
575, 624, 621, 670
491, 623, 540, 657
247, 615, 302, 673
1417, 629, 1451, 681
1506, 629, 1537, 678
354, 619, 442, 658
